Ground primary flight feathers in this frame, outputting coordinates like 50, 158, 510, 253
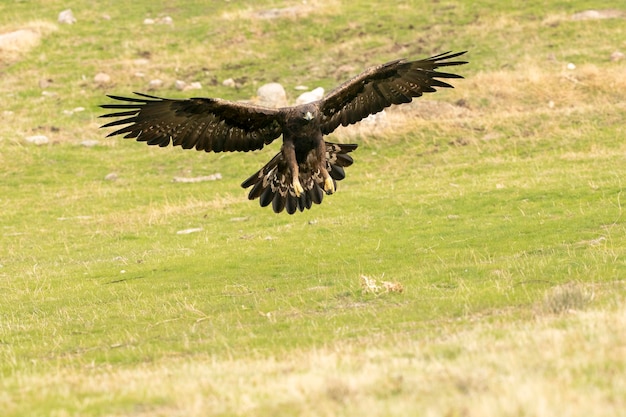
101, 51, 467, 214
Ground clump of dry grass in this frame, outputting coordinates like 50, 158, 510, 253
541, 282, 593, 314
360, 274, 404, 294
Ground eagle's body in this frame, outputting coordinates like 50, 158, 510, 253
101, 51, 467, 214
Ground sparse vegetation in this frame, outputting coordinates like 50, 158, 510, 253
1, 1, 625, 416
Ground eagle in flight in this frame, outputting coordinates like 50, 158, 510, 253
100, 51, 467, 214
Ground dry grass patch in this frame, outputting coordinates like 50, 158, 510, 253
0, 21, 57, 63
541, 282, 593, 314
4, 292, 625, 417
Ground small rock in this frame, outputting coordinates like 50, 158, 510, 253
134, 71, 145, 78
58, 9, 76, 24
133, 58, 150, 66
296, 87, 324, 105
174, 80, 202, 91
255, 6, 307, 20
610, 51, 624, 62
25, 135, 49, 145
63, 106, 86, 116
104, 173, 118, 181
230, 217, 249, 222
256, 82, 287, 108
145, 16, 174, 25
172, 173, 222, 183
566, 63, 576, 70
94, 72, 111, 84
148, 79, 163, 89
80, 140, 99, 147
185, 81, 202, 91
294, 85, 309, 91
222, 78, 236, 88
176, 227, 203, 235
360, 110, 387, 128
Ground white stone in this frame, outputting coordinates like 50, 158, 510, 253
256, 82, 287, 108
185, 81, 202, 90
172, 173, 222, 183
94, 72, 111, 84
25, 135, 49, 145
148, 79, 163, 89
610, 51, 624, 62
176, 228, 204, 235
80, 140, 99, 147
295, 87, 324, 104
58, 9, 76, 24
222, 78, 236, 88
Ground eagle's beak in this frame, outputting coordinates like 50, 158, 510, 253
303, 111, 314, 121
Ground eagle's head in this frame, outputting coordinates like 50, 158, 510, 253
299, 103, 318, 123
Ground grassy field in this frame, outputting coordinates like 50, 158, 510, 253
1, 0, 626, 415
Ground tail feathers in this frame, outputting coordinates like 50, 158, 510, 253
241, 142, 357, 214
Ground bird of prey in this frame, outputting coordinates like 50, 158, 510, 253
100, 51, 467, 214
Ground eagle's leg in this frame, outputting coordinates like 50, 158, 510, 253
316, 139, 335, 194
283, 142, 304, 197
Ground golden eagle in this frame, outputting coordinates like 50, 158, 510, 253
100, 51, 467, 214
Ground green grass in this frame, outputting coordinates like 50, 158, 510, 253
1, 0, 626, 416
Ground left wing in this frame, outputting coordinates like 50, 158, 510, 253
319, 51, 467, 135
100, 93, 283, 152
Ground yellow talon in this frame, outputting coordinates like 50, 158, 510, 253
324, 177, 335, 194
293, 179, 304, 197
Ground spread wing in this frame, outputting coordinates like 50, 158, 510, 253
100, 93, 283, 152
319, 51, 467, 134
